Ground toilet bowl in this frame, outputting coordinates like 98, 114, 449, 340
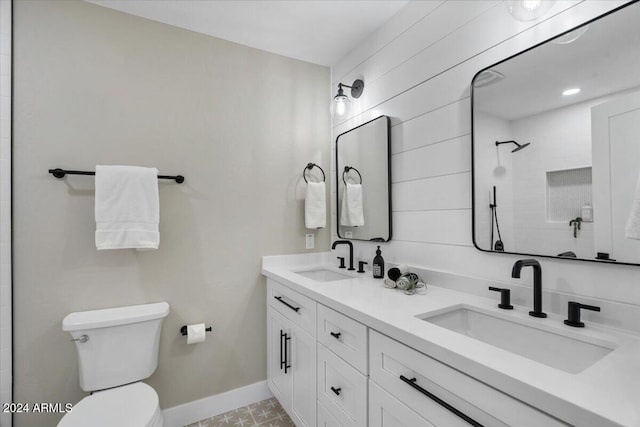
58, 302, 169, 427
58, 382, 162, 427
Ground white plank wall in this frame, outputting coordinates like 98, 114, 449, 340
330, 0, 640, 320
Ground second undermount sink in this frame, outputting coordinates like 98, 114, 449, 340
294, 268, 352, 282
419, 305, 616, 374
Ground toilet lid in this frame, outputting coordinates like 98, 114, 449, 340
58, 382, 162, 427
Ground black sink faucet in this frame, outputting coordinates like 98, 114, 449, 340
511, 259, 547, 318
332, 240, 355, 271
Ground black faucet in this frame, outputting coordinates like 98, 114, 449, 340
332, 240, 355, 271
511, 259, 547, 318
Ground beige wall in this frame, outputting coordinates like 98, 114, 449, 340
13, 1, 330, 425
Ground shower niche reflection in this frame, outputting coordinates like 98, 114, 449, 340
472, 1, 640, 265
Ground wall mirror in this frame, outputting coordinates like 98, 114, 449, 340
336, 115, 391, 241
472, 1, 640, 265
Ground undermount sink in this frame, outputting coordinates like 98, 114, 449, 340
294, 268, 352, 282
419, 305, 616, 374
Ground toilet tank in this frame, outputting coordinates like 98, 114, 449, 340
63, 302, 170, 392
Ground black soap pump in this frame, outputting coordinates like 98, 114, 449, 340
372, 246, 384, 279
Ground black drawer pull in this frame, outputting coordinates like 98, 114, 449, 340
279, 330, 285, 370
330, 386, 342, 396
284, 333, 291, 374
274, 296, 300, 312
330, 331, 342, 340
399, 375, 483, 427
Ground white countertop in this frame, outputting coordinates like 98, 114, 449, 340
262, 252, 640, 427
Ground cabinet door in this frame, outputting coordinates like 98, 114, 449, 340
317, 344, 367, 427
290, 324, 317, 427
267, 307, 292, 407
369, 380, 435, 427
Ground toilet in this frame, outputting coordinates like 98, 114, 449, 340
58, 302, 170, 427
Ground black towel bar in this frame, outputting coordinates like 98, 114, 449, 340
303, 163, 325, 183
342, 166, 362, 185
48, 168, 185, 184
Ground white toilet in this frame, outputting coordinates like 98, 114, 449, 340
58, 302, 170, 427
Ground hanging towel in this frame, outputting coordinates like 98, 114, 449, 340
95, 165, 160, 250
305, 181, 326, 229
340, 183, 365, 227
625, 170, 640, 240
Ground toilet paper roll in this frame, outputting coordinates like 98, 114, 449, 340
186, 323, 206, 344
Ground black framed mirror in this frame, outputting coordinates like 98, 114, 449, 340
336, 115, 391, 242
471, 1, 640, 266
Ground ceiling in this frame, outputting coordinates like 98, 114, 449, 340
85, 0, 409, 66
474, 1, 640, 121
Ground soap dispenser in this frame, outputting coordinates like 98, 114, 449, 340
372, 246, 384, 279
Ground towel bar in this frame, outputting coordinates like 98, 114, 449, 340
48, 168, 185, 184
303, 163, 325, 183
342, 166, 362, 185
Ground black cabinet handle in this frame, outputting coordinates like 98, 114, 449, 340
399, 375, 483, 427
274, 296, 300, 313
284, 333, 291, 374
279, 330, 285, 370
330, 331, 342, 340
330, 386, 342, 396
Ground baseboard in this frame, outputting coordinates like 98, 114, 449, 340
162, 380, 273, 427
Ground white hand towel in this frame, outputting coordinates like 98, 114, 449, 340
625, 170, 640, 240
95, 165, 160, 250
305, 181, 326, 229
340, 183, 365, 227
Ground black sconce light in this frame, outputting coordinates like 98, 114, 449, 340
330, 79, 364, 119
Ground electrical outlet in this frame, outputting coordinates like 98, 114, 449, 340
305, 233, 315, 250
345, 231, 353, 238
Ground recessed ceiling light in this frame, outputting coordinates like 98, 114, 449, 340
562, 88, 581, 96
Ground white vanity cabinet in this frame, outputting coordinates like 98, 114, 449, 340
267, 280, 317, 427
266, 277, 568, 427
369, 331, 567, 427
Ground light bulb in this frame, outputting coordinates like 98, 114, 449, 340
562, 88, 581, 96
506, 0, 555, 22
330, 94, 351, 118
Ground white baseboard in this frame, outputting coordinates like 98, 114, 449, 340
162, 380, 273, 427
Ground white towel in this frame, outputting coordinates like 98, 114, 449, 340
305, 182, 326, 229
625, 171, 640, 240
95, 165, 160, 250
340, 183, 364, 227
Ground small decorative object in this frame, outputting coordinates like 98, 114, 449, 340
383, 278, 397, 288
569, 217, 583, 238
396, 276, 410, 290
372, 246, 384, 279
387, 267, 401, 281
415, 281, 427, 295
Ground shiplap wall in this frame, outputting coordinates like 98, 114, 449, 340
330, 0, 640, 324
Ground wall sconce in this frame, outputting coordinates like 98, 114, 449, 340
330, 79, 364, 119
506, 0, 556, 22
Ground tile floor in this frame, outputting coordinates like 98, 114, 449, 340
185, 397, 295, 427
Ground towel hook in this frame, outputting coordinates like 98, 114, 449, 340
342, 166, 362, 185
303, 163, 325, 183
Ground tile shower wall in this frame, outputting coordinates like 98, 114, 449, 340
330, 0, 640, 328
0, 1, 11, 426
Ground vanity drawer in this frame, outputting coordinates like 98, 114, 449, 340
369, 330, 567, 427
318, 401, 344, 427
369, 380, 435, 427
318, 343, 367, 427
267, 279, 317, 337
317, 304, 368, 374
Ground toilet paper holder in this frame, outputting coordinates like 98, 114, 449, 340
180, 325, 212, 336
